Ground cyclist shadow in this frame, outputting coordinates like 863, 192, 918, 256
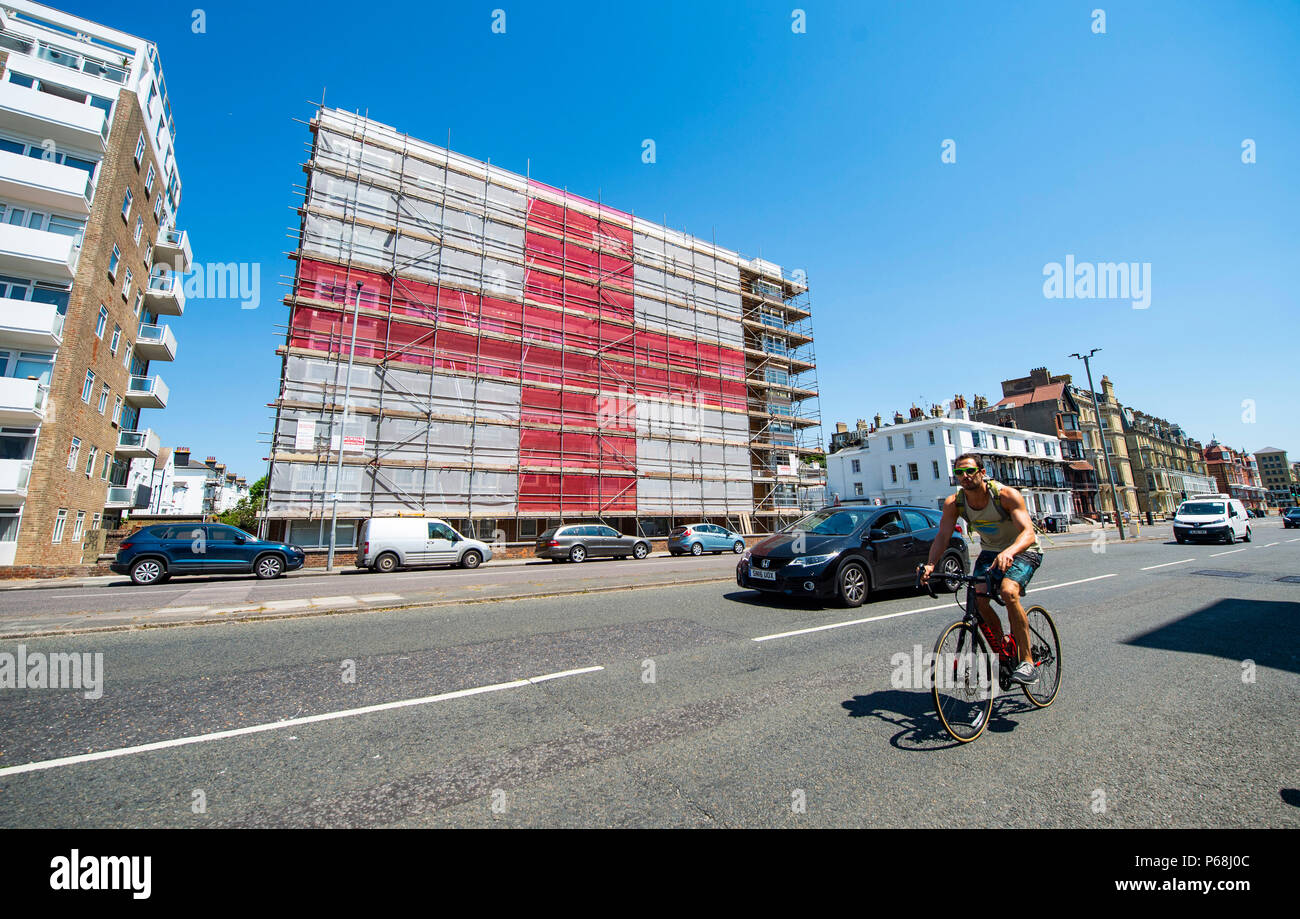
843, 689, 1038, 750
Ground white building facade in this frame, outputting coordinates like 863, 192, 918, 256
827, 407, 1073, 518
125, 447, 250, 518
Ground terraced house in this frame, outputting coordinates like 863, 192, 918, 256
0, 1, 188, 570
1121, 409, 1214, 517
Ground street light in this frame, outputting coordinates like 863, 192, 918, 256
326, 281, 364, 571
1070, 348, 1126, 541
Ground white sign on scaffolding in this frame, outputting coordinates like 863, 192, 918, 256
294, 418, 316, 451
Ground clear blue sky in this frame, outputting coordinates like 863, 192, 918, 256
64, 0, 1300, 479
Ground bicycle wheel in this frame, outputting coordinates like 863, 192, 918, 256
931, 621, 995, 742
1021, 606, 1061, 707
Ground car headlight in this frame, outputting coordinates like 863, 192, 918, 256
740, 550, 752, 563
787, 552, 839, 568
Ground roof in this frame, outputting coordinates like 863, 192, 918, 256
1068, 460, 1095, 472
994, 382, 1065, 408
1254, 447, 1286, 454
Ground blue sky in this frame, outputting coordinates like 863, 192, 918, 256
63, 0, 1300, 478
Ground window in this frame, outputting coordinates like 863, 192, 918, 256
95, 304, 107, 337
84, 445, 96, 476
134, 131, 145, 164
108, 246, 120, 278
52, 509, 67, 543
153, 194, 164, 221
932, 460, 941, 479
428, 522, 457, 541
122, 340, 131, 368
945, 430, 952, 444
67, 437, 81, 469
112, 395, 123, 425
890, 465, 898, 483
122, 267, 132, 300
904, 433, 915, 448
908, 463, 919, 481
121, 189, 132, 221
91, 513, 101, 532
133, 291, 144, 317
854, 482, 864, 496
133, 216, 143, 244
144, 163, 155, 195
873, 511, 906, 536
81, 370, 94, 402
97, 384, 108, 414
887, 436, 894, 451
110, 325, 120, 354
902, 509, 931, 533
928, 430, 935, 445
851, 459, 861, 473
101, 452, 111, 479
71, 511, 86, 541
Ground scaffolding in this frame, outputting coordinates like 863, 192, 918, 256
264, 106, 823, 543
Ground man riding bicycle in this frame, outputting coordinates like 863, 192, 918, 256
919, 453, 1044, 685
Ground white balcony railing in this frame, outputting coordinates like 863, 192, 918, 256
144, 272, 185, 316
125, 374, 169, 409
0, 222, 78, 279
153, 227, 192, 273
0, 300, 64, 349
0, 80, 108, 151
0, 149, 93, 214
104, 485, 134, 508
115, 428, 160, 458
133, 322, 177, 361
0, 377, 47, 424
0, 458, 31, 503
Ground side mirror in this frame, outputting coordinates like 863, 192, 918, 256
867, 528, 888, 541
234, 536, 246, 544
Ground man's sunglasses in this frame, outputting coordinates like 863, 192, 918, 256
953, 467, 980, 476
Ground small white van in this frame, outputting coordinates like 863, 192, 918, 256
356, 517, 494, 572
1172, 494, 1251, 545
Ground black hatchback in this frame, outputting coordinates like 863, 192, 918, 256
735, 505, 970, 608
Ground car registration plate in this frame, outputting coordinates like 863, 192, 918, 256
750, 567, 776, 581
1190, 529, 1206, 535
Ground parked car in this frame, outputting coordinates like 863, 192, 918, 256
113, 523, 305, 585
1282, 508, 1300, 529
668, 523, 747, 556
356, 517, 492, 572
535, 524, 651, 562
1172, 495, 1251, 544
735, 505, 970, 609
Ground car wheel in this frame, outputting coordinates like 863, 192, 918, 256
838, 562, 869, 609
939, 553, 965, 592
1224, 529, 1235, 545
255, 554, 285, 579
690, 542, 703, 556
1175, 534, 1186, 544
130, 558, 165, 586
461, 549, 482, 569
633, 542, 649, 560
570, 545, 586, 563
1243, 527, 1251, 543
375, 552, 399, 574
732, 540, 745, 554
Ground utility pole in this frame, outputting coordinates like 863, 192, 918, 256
327, 281, 364, 571
1070, 349, 1125, 541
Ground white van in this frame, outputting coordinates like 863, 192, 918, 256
356, 517, 494, 573
1172, 494, 1251, 545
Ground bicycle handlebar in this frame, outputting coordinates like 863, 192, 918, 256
915, 566, 986, 600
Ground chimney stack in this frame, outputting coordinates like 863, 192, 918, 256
173, 447, 190, 467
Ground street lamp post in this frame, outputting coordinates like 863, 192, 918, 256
1070, 349, 1126, 541
326, 281, 364, 571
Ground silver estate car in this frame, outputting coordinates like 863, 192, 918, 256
535, 524, 651, 563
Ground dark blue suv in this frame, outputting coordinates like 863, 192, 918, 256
112, 523, 306, 585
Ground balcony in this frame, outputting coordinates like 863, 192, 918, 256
116, 428, 160, 459
144, 272, 185, 316
0, 377, 47, 424
0, 300, 64, 349
104, 486, 135, 509
0, 459, 31, 504
0, 222, 78, 279
0, 80, 108, 152
125, 374, 169, 409
153, 228, 192, 273
0, 149, 93, 215
134, 322, 177, 361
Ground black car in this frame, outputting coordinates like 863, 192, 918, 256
735, 505, 970, 608
1283, 508, 1300, 529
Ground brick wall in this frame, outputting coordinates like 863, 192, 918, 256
15, 88, 170, 566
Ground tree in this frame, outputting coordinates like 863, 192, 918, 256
218, 475, 268, 533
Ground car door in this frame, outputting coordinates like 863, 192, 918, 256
427, 521, 459, 565
901, 510, 936, 570
202, 525, 247, 572
161, 524, 207, 573
700, 524, 722, 551
867, 510, 914, 587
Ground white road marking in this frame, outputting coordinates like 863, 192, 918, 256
155, 605, 209, 615
751, 574, 1118, 642
309, 596, 357, 607
1263, 542, 1279, 547
1140, 558, 1197, 571
359, 593, 403, 603
0, 665, 605, 778
1209, 548, 1247, 557
260, 599, 311, 611
1288, 538, 1300, 543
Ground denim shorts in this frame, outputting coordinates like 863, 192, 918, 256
972, 549, 1042, 593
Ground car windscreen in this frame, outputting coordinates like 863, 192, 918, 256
788, 509, 871, 535
1180, 502, 1224, 515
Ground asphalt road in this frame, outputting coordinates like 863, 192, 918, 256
1, 519, 1296, 827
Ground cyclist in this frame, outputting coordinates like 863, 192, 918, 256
919, 453, 1044, 685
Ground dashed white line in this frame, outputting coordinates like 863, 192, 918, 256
1140, 558, 1197, 571
1209, 548, 1247, 557
1288, 538, 1300, 543
0, 665, 605, 778
1263, 542, 1279, 547
751, 573, 1118, 642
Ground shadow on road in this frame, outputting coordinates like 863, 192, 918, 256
1124, 598, 1300, 674
842, 689, 1039, 751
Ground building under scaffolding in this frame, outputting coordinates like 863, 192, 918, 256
263, 107, 824, 546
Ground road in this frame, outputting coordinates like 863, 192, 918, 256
0, 519, 1296, 827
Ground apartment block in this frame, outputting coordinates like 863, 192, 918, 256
1120, 409, 1215, 516
0, 1, 188, 568
1252, 447, 1294, 508
1202, 441, 1268, 510
263, 107, 822, 547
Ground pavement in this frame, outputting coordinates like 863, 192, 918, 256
1, 518, 1295, 828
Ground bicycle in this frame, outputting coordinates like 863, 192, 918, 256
917, 568, 1062, 743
